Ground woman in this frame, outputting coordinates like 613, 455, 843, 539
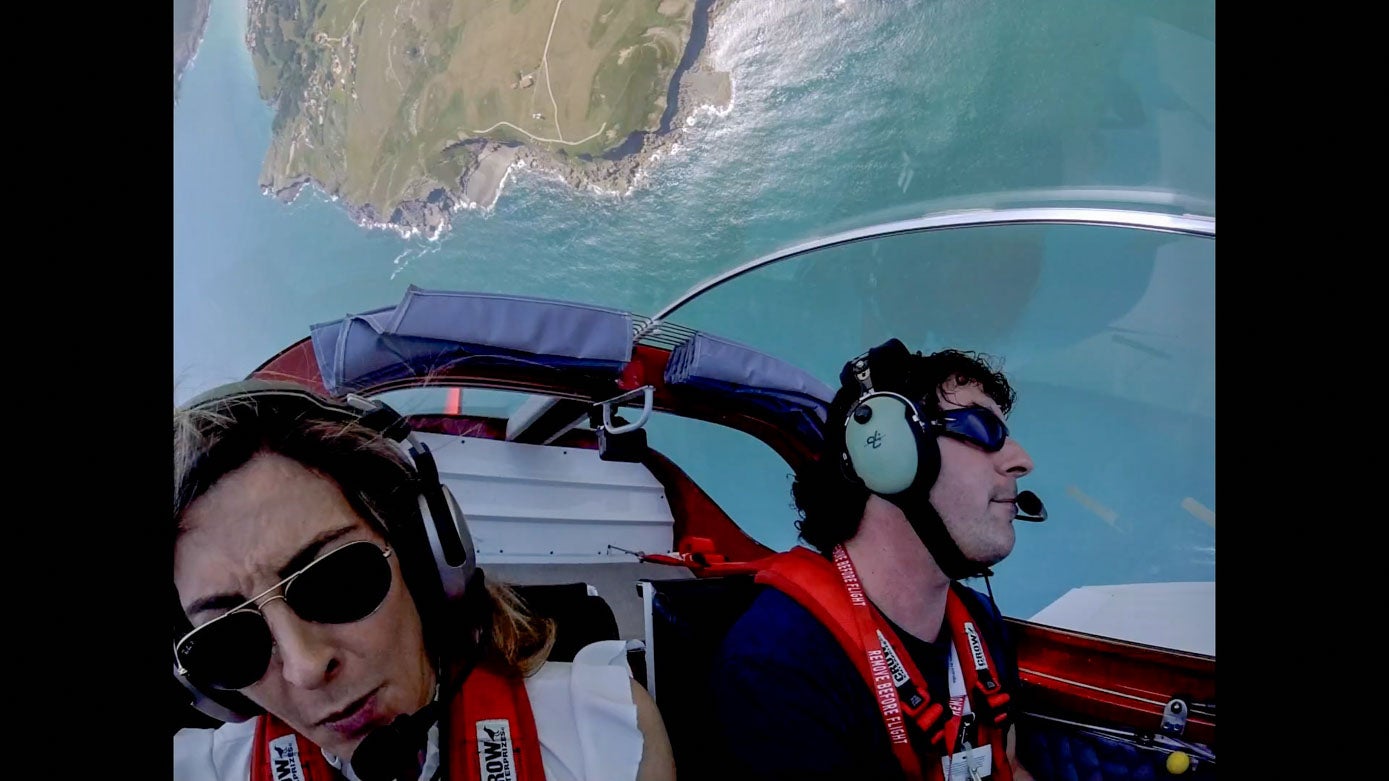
173, 380, 676, 781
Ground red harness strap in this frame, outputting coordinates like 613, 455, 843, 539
756, 546, 1013, 781
454, 664, 545, 781
251, 715, 337, 781
942, 591, 1012, 780
250, 664, 545, 781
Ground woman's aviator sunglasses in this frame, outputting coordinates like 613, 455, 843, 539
174, 540, 394, 690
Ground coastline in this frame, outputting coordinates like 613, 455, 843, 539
260, 0, 734, 241
173, 0, 215, 105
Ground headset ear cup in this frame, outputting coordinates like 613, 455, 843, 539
398, 437, 476, 605
843, 394, 922, 495
417, 481, 476, 604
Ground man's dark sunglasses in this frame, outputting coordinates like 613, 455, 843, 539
174, 540, 393, 690
933, 406, 1010, 452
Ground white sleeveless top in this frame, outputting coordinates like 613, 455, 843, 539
173, 645, 643, 781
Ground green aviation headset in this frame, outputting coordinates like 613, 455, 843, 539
840, 339, 944, 496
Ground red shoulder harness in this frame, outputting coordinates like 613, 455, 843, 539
755, 546, 1013, 781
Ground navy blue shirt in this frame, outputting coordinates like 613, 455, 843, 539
710, 584, 1019, 781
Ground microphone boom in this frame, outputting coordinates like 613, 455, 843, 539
1014, 490, 1047, 522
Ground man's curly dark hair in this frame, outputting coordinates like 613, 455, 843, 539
793, 348, 1016, 553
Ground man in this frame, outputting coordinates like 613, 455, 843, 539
712, 339, 1039, 781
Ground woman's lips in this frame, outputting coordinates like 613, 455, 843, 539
318, 689, 382, 737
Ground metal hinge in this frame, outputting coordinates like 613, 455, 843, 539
1160, 697, 1189, 736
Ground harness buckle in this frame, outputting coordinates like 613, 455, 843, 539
902, 699, 947, 744
973, 681, 1012, 726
